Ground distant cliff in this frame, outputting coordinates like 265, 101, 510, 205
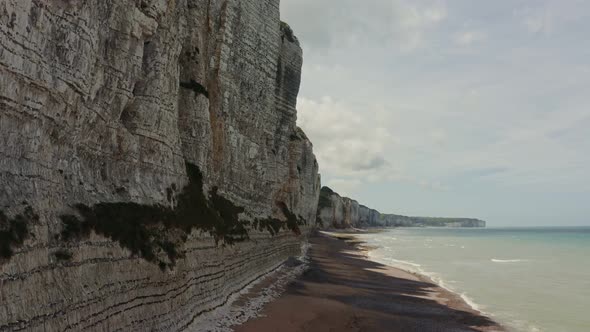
317, 187, 485, 229
0, 1, 319, 330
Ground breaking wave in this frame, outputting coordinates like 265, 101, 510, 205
491, 258, 526, 263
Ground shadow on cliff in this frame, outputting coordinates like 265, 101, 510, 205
284, 234, 502, 332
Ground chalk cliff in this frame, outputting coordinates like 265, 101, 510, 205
0, 0, 320, 330
317, 187, 485, 229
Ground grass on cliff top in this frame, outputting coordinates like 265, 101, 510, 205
315, 187, 336, 228
280, 20, 297, 43
60, 163, 304, 270
317, 186, 334, 209
0, 205, 37, 260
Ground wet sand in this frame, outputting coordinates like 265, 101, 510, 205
234, 232, 503, 332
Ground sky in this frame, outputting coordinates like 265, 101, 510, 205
280, 0, 590, 226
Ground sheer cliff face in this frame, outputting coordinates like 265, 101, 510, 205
317, 187, 382, 228
0, 0, 319, 330
317, 187, 485, 229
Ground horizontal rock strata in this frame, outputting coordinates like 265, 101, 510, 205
0, 0, 320, 330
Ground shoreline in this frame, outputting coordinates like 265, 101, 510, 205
337, 231, 487, 314
234, 232, 504, 332
323, 231, 496, 325
363, 244, 487, 315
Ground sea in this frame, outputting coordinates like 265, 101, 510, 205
356, 227, 590, 332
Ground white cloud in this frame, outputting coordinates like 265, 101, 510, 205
522, 7, 553, 34
445, 107, 590, 190
281, 0, 447, 52
453, 30, 486, 45
428, 129, 448, 149
284, 0, 590, 223
325, 178, 363, 198
419, 180, 449, 191
424, 6, 447, 23
297, 97, 402, 184
395, 1, 448, 51
517, 2, 587, 36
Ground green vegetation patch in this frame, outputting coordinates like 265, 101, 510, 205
0, 205, 37, 260
280, 21, 297, 43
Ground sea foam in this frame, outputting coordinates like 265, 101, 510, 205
359, 227, 590, 332
491, 258, 526, 263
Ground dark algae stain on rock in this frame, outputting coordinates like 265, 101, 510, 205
180, 79, 209, 98
252, 202, 306, 237
60, 163, 302, 269
253, 218, 283, 236
0, 205, 38, 261
208, 187, 248, 244
53, 249, 73, 262
61, 202, 170, 264
278, 201, 305, 236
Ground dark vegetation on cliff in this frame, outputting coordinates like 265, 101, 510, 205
316, 187, 335, 227
280, 21, 297, 43
0, 205, 37, 260
318, 186, 334, 209
60, 163, 305, 270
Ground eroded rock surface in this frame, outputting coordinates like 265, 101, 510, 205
0, 0, 319, 330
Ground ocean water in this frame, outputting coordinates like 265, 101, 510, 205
356, 227, 590, 332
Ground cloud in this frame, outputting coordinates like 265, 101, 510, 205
522, 7, 553, 35
283, 0, 590, 223
297, 97, 401, 184
419, 180, 449, 191
281, 0, 447, 52
353, 156, 388, 171
446, 107, 590, 190
453, 30, 486, 45
517, 2, 587, 36
325, 178, 363, 198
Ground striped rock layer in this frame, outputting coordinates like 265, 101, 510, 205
0, 0, 320, 330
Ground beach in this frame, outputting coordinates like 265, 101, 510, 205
234, 232, 503, 332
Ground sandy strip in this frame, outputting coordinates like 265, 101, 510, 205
233, 232, 504, 332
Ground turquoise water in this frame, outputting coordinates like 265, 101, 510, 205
357, 227, 590, 332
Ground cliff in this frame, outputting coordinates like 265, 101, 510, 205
0, 1, 320, 331
317, 187, 485, 229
